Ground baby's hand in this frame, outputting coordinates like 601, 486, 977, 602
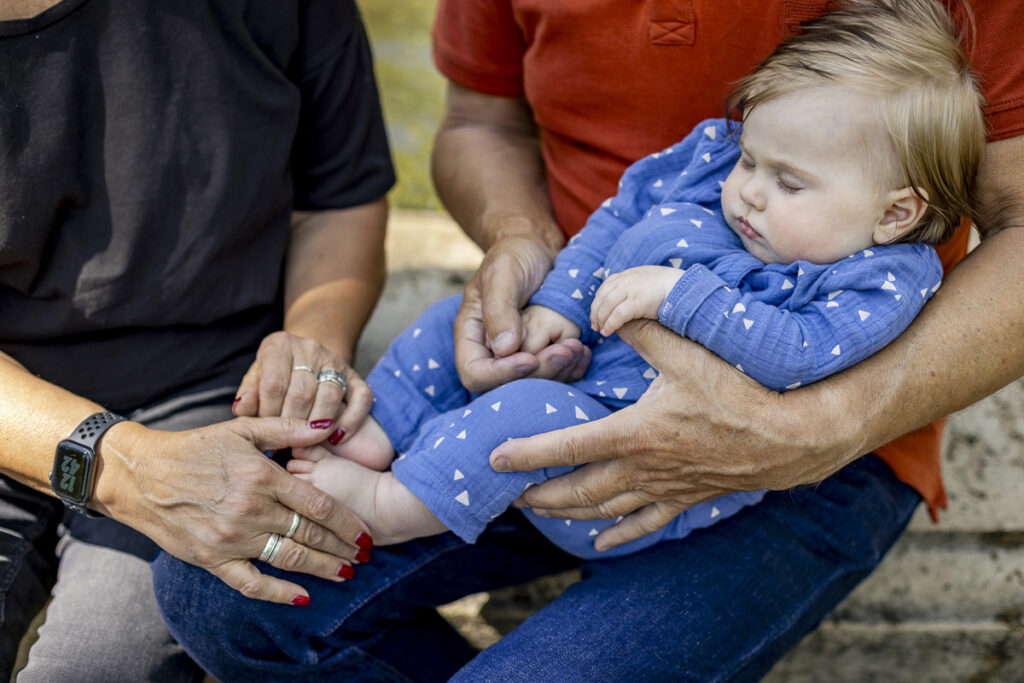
591, 266, 684, 336
520, 305, 582, 355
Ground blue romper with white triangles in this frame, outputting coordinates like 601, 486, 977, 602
368, 118, 943, 559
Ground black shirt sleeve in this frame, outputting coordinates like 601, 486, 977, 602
290, 0, 395, 211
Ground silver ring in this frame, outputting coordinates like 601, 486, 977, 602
285, 511, 301, 539
317, 368, 346, 392
258, 533, 283, 564
292, 365, 316, 374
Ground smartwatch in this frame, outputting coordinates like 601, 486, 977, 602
50, 412, 128, 517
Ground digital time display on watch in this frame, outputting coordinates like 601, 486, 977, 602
52, 441, 94, 504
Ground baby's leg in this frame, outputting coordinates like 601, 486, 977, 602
289, 455, 448, 546
391, 378, 614, 547
365, 295, 473, 454
389, 377, 768, 559
324, 295, 467, 471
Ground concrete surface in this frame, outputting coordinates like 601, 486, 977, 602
376, 210, 1024, 682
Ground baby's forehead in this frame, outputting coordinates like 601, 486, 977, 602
741, 88, 896, 175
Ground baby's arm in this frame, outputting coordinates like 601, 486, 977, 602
529, 120, 726, 341
658, 246, 944, 391
590, 266, 686, 337
520, 304, 582, 354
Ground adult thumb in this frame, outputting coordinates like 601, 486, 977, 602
616, 319, 699, 373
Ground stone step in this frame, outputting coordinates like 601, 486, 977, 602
765, 622, 1024, 682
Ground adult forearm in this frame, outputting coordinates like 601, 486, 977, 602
431, 83, 563, 255
284, 199, 388, 362
810, 226, 1024, 463
0, 352, 107, 494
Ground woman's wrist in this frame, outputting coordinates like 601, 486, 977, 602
91, 420, 155, 520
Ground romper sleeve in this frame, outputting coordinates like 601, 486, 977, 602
658, 245, 944, 392
528, 119, 729, 343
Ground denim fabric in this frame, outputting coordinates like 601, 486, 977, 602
153, 453, 919, 682
0, 477, 62, 679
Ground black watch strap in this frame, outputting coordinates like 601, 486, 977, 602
70, 412, 128, 451
60, 412, 128, 517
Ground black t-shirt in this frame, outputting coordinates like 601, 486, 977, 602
0, 0, 395, 413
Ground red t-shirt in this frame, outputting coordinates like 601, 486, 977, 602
433, 0, 1024, 518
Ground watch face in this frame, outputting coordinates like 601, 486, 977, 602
53, 441, 94, 504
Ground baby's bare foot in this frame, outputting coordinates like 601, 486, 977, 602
332, 416, 394, 470
290, 455, 447, 545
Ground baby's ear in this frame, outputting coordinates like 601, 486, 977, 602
873, 187, 928, 244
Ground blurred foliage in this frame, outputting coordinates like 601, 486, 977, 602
358, 0, 445, 210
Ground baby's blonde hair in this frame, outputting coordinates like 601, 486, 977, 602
727, 0, 985, 245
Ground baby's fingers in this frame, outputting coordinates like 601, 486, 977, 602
286, 459, 316, 475
590, 284, 625, 334
598, 301, 637, 337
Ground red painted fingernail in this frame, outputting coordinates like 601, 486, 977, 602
355, 532, 373, 549
291, 595, 311, 606
328, 428, 346, 445
231, 397, 240, 415
338, 564, 355, 579
309, 419, 333, 430
355, 548, 371, 563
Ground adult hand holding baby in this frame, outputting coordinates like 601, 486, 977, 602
491, 318, 863, 551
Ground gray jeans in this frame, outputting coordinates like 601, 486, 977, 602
3, 387, 235, 682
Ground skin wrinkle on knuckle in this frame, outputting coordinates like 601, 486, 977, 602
262, 375, 289, 398
237, 578, 266, 600
279, 543, 307, 571
306, 492, 334, 521
303, 522, 326, 547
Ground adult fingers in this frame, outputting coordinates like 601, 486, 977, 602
255, 338, 294, 418
224, 417, 372, 556
280, 363, 320, 420
269, 460, 371, 557
476, 264, 528, 358
210, 559, 311, 606
516, 461, 651, 516
489, 406, 637, 474
255, 533, 358, 582
332, 370, 373, 443
233, 365, 261, 417
531, 340, 591, 383
615, 318, 693, 374
454, 294, 537, 393
593, 501, 688, 552
303, 363, 347, 427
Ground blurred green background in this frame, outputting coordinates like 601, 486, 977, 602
359, 0, 445, 211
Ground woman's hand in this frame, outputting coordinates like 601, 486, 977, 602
96, 416, 374, 605
233, 331, 372, 446
488, 319, 863, 552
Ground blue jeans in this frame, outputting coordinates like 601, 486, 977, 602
152, 452, 919, 682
